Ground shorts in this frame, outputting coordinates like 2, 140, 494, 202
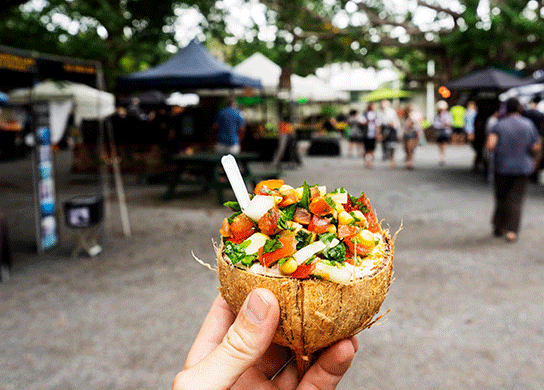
363, 138, 376, 152
436, 135, 450, 144
452, 127, 465, 135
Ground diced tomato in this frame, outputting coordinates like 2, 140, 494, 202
337, 224, 360, 239
309, 197, 333, 216
307, 214, 331, 234
219, 218, 231, 237
291, 262, 316, 279
254, 179, 284, 195
258, 235, 297, 267
342, 197, 354, 213
356, 194, 381, 233
309, 186, 321, 199
343, 237, 373, 256
230, 214, 256, 243
279, 189, 298, 207
258, 207, 280, 236
292, 207, 312, 225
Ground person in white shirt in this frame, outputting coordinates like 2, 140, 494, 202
379, 100, 401, 168
363, 102, 381, 168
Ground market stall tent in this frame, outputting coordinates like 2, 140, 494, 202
9, 80, 115, 125
444, 67, 526, 91
233, 53, 282, 95
117, 39, 262, 90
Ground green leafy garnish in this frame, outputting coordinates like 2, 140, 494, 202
227, 211, 242, 224
224, 240, 257, 266
277, 204, 297, 230
299, 180, 311, 210
323, 242, 347, 264
223, 201, 241, 212
296, 229, 314, 250
263, 238, 283, 254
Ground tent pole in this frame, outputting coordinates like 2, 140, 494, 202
96, 63, 131, 238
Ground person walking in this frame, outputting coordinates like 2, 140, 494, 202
433, 100, 453, 165
379, 99, 401, 168
213, 96, 245, 154
486, 97, 541, 242
347, 109, 366, 158
449, 102, 466, 145
363, 102, 381, 168
401, 105, 421, 170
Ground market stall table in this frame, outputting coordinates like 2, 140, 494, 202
163, 152, 281, 204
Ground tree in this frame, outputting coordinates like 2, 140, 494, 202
0, 0, 215, 89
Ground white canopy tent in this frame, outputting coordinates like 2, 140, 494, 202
9, 81, 116, 143
234, 53, 348, 102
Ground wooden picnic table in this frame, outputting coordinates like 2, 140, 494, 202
163, 152, 280, 204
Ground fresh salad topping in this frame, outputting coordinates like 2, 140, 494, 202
220, 180, 386, 284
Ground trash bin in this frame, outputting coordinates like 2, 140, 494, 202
63, 195, 103, 257
64, 195, 104, 228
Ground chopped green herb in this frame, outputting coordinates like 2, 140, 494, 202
224, 240, 257, 265
323, 242, 346, 264
223, 201, 241, 212
277, 204, 297, 230
296, 229, 313, 250
299, 180, 311, 210
263, 238, 283, 254
227, 211, 242, 224
277, 257, 289, 266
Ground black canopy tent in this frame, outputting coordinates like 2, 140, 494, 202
444, 67, 526, 91
117, 39, 262, 91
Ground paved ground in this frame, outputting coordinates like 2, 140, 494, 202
1, 143, 543, 390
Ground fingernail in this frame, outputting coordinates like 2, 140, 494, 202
246, 290, 270, 324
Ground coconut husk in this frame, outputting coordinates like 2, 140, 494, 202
217, 232, 394, 377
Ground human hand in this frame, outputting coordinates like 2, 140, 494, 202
173, 289, 358, 390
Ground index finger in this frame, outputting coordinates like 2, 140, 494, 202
183, 293, 235, 369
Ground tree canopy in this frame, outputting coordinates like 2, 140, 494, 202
1, 0, 543, 90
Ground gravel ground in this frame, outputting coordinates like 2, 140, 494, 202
1, 143, 543, 389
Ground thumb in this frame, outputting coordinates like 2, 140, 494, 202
178, 289, 279, 390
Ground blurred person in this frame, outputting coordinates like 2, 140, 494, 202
401, 105, 421, 170
272, 116, 301, 168
213, 96, 245, 154
379, 99, 401, 168
473, 99, 500, 175
433, 100, 453, 165
486, 98, 541, 242
363, 102, 381, 168
172, 289, 358, 390
464, 101, 477, 142
347, 109, 366, 158
522, 96, 544, 183
449, 102, 466, 144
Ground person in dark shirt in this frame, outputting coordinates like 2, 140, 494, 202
213, 96, 245, 154
486, 98, 541, 242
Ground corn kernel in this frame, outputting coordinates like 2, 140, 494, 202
351, 210, 367, 227
279, 184, 294, 193
335, 203, 345, 214
327, 224, 337, 234
280, 258, 298, 275
338, 211, 354, 225
357, 229, 375, 248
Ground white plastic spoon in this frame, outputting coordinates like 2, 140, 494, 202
221, 154, 251, 209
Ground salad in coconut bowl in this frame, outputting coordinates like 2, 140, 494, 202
216, 176, 394, 376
